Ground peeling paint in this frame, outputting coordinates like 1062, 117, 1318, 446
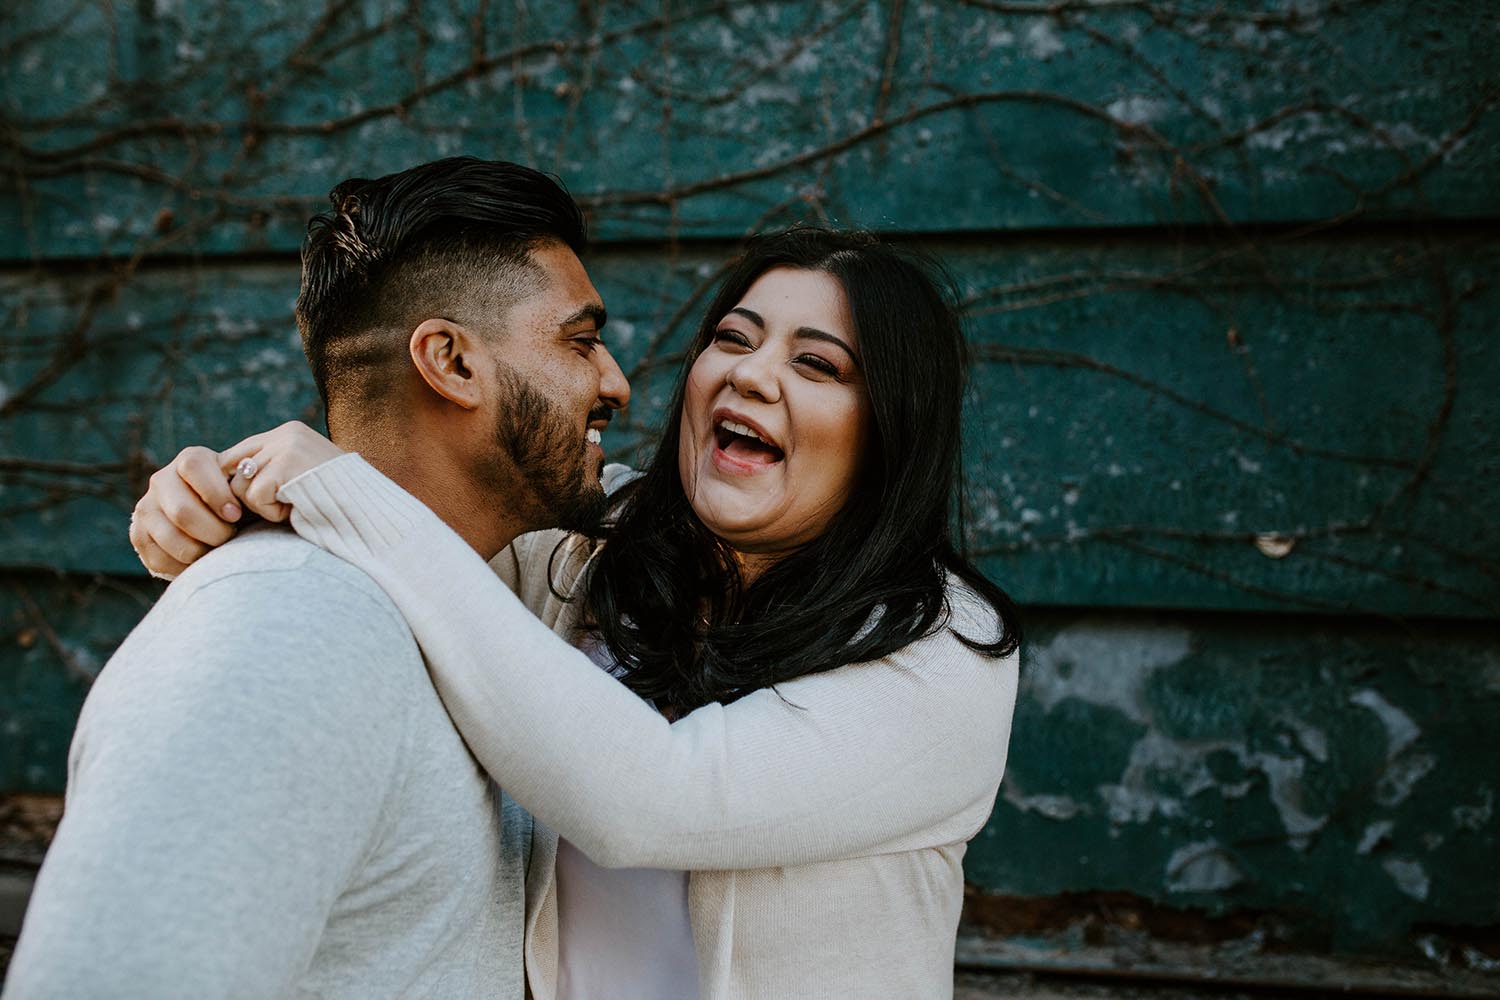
1025, 622, 1192, 725
1375, 752, 1437, 808
1452, 787, 1494, 832
1165, 841, 1244, 893
1349, 689, 1436, 808
1023, 19, 1065, 60
985, 27, 1015, 49
1279, 714, 1328, 763
1248, 752, 1327, 840
1350, 688, 1421, 758
1383, 857, 1431, 901
1106, 96, 1167, 126
1003, 787, 1086, 821
1357, 820, 1394, 855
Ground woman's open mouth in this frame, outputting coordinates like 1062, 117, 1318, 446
713, 417, 784, 470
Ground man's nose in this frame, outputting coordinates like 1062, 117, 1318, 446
595, 344, 631, 410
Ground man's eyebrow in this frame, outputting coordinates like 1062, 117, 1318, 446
560, 302, 607, 330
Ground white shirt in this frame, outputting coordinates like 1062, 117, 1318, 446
555, 639, 699, 1000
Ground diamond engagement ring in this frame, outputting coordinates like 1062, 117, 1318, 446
236, 457, 259, 480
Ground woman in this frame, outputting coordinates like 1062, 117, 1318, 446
132, 228, 1023, 999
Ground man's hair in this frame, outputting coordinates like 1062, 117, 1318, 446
295, 156, 587, 418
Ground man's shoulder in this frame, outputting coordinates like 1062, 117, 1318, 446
77, 527, 428, 785
113, 525, 418, 698
170, 523, 396, 613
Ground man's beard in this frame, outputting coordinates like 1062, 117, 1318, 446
489, 363, 608, 533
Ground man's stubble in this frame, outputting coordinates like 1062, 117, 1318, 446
488, 360, 608, 534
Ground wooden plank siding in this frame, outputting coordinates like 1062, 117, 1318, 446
4, 1, 1497, 257
2, 0, 1497, 990
5, 237, 1497, 612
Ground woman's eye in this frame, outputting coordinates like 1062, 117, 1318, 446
796, 355, 840, 377
712, 328, 750, 348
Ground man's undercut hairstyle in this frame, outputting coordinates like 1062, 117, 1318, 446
295, 156, 587, 419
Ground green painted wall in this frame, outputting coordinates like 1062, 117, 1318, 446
2, 0, 1497, 976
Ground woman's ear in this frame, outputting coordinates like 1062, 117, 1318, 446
409, 318, 485, 409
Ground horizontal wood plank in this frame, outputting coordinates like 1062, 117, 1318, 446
2, 234, 1494, 616
3, 1, 1496, 258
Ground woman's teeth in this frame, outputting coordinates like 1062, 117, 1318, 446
714, 418, 785, 463
718, 418, 765, 443
586, 428, 602, 445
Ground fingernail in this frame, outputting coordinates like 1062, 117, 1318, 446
222, 503, 242, 522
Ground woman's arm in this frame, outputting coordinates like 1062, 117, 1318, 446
487, 463, 639, 599
281, 454, 1019, 871
127, 427, 632, 615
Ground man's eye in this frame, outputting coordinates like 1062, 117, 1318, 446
573, 336, 602, 351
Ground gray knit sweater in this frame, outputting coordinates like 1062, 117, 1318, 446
5, 525, 528, 999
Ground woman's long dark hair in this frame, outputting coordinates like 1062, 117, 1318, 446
580, 228, 1021, 714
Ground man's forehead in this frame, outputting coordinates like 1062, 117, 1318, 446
524, 243, 605, 326
528, 240, 592, 284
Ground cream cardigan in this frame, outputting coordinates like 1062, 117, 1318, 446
280, 455, 1020, 1000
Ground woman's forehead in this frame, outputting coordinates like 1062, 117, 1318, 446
731, 267, 855, 341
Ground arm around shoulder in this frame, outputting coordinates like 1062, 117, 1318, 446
280, 455, 1020, 870
571, 621, 1020, 869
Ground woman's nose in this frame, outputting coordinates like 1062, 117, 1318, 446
725, 352, 781, 403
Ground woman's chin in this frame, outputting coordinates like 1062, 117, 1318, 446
695, 509, 768, 545
690, 495, 779, 547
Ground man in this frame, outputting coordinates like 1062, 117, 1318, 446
4, 157, 629, 997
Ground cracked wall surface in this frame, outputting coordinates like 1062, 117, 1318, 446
2, 0, 1497, 976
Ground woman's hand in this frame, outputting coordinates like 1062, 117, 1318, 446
130, 445, 244, 580
129, 422, 345, 580
218, 421, 346, 524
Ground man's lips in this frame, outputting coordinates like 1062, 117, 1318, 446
585, 408, 612, 446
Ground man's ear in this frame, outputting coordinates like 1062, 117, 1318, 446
409, 318, 486, 409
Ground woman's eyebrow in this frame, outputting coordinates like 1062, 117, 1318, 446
730, 306, 857, 361
796, 327, 858, 362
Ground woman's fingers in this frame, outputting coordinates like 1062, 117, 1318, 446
152, 447, 240, 546
130, 504, 202, 579
229, 451, 291, 523
129, 445, 244, 577
174, 447, 242, 529
220, 421, 344, 523
128, 506, 187, 580
217, 430, 274, 474
127, 426, 336, 576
